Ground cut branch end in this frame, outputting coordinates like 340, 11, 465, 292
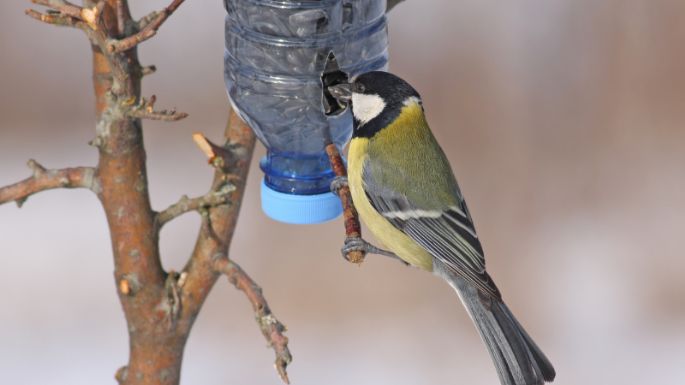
193, 133, 216, 160
192, 132, 238, 172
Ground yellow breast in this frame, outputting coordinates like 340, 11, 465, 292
347, 137, 433, 271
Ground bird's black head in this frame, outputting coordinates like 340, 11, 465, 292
328, 71, 422, 138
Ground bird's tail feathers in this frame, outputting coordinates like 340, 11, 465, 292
446, 273, 555, 385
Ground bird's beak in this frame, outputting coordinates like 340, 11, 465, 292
327, 83, 353, 103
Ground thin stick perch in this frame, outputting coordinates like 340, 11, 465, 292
325, 143, 366, 264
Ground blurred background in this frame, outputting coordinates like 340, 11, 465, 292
1, 0, 685, 384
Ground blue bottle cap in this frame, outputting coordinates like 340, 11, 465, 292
260, 179, 343, 224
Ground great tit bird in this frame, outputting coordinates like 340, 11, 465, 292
327, 72, 556, 385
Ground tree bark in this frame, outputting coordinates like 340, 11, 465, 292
11, 1, 290, 384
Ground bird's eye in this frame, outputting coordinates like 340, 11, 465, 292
355, 83, 366, 93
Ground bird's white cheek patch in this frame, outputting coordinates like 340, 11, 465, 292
352, 93, 386, 125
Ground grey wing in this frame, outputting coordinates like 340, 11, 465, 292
362, 159, 501, 299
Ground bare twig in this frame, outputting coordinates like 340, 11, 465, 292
215, 258, 292, 384
26, 2, 120, 79
128, 109, 188, 121
182, 110, 294, 383
107, 0, 186, 53
137, 10, 160, 30
28, 0, 103, 30
188, 116, 292, 383
126, 95, 188, 121
25, 8, 84, 29
0, 160, 96, 207
325, 143, 366, 264
156, 188, 235, 228
31, 0, 83, 19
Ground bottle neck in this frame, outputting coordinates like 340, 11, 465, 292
260, 151, 337, 195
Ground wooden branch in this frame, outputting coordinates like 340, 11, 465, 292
156, 189, 234, 228
137, 10, 161, 30
22, 0, 286, 383
129, 109, 188, 121
81, 3, 169, 384
127, 95, 188, 121
25, 8, 84, 29
31, 0, 83, 19
27, 0, 104, 30
180, 110, 292, 384
26, 1, 125, 81
215, 258, 292, 384
0, 159, 96, 207
325, 143, 366, 264
107, 0, 186, 53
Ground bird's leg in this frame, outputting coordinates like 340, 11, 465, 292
342, 237, 409, 266
330, 176, 348, 197
331, 176, 408, 266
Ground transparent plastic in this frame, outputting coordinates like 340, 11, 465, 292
224, 0, 388, 199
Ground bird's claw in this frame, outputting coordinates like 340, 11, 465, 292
341, 237, 409, 266
330, 176, 348, 196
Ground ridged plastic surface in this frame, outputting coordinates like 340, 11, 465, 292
224, 0, 388, 223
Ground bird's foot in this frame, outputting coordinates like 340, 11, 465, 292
330, 176, 348, 197
342, 236, 409, 266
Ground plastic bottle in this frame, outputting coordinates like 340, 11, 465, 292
224, 0, 389, 224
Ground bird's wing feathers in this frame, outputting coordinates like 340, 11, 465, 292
362, 154, 501, 299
